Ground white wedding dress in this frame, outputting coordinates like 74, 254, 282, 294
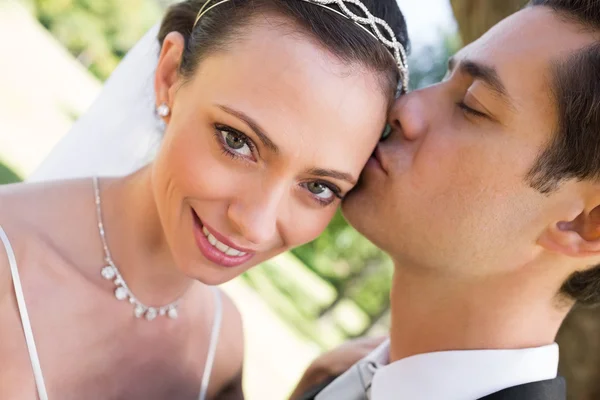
28, 25, 163, 181
10, 24, 221, 400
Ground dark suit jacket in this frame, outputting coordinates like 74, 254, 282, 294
299, 376, 566, 400
481, 377, 566, 400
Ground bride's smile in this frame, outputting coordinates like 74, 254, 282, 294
192, 212, 256, 268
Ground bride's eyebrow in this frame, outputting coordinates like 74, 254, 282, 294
307, 168, 357, 186
217, 105, 279, 153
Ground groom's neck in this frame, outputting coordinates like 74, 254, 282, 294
387, 261, 568, 363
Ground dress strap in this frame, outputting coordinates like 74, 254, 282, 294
198, 286, 223, 400
0, 225, 48, 400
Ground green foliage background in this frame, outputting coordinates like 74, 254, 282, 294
29, 0, 162, 80
0, 162, 22, 185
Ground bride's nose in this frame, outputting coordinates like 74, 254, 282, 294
227, 184, 286, 246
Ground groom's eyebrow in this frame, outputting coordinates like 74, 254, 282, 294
217, 105, 279, 153
449, 57, 515, 111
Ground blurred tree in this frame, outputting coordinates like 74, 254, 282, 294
408, 33, 461, 91
558, 307, 600, 400
450, 1, 599, 399
31, 0, 162, 80
450, 0, 528, 45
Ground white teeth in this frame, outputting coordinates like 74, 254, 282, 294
202, 227, 247, 257
207, 233, 217, 246
215, 241, 229, 253
225, 248, 241, 256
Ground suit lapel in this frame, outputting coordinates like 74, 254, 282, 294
478, 377, 566, 400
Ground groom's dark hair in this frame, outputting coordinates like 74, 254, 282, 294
158, 0, 409, 97
526, 0, 600, 305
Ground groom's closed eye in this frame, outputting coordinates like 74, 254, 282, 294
448, 57, 516, 112
445, 57, 517, 124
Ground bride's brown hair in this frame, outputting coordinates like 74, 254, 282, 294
158, 0, 409, 96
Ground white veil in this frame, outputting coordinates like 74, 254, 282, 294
28, 24, 163, 182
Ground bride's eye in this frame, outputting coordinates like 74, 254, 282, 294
381, 124, 392, 140
215, 125, 255, 159
302, 181, 342, 206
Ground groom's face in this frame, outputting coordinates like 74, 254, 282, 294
344, 7, 597, 275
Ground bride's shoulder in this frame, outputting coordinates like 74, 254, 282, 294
0, 181, 47, 298
0, 182, 33, 301
0, 180, 65, 233
0, 180, 62, 215
0, 179, 92, 297
0, 178, 92, 224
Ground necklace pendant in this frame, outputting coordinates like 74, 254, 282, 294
168, 307, 179, 319
101, 265, 116, 280
134, 305, 145, 318
145, 307, 158, 321
115, 287, 128, 301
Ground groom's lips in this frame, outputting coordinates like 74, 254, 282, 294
367, 146, 388, 175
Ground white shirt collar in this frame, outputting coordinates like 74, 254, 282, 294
369, 340, 559, 400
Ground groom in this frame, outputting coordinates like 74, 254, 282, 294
300, 0, 600, 399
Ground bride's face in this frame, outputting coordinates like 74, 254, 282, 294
152, 21, 390, 285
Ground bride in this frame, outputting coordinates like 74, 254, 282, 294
0, 0, 408, 399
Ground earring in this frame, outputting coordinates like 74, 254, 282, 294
157, 103, 170, 117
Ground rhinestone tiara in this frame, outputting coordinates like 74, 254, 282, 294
193, 0, 409, 92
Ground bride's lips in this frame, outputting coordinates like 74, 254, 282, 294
192, 210, 255, 268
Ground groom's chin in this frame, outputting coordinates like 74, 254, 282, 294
341, 184, 374, 234
342, 191, 394, 256
342, 160, 390, 241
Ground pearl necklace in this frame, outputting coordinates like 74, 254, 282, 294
94, 177, 181, 321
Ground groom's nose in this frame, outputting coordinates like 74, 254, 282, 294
387, 90, 430, 142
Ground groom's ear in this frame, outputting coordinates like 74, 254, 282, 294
155, 32, 186, 121
539, 194, 600, 259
